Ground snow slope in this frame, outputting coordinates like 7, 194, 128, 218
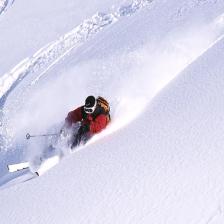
0, 0, 157, 178
1, 0, 224, 223
2, 31, 224, 224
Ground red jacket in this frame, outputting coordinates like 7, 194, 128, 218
65, 106, 109, 134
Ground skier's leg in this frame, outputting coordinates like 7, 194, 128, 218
71, 132, 82, 149
81, 132, 93, 144
71, 132, 92, 149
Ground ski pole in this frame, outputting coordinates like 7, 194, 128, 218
26, 132, 59, 140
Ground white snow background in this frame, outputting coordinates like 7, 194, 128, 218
1, 0, 224, 223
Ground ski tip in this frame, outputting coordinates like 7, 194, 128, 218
7, 162, 30, 173
35, 172, 40, 177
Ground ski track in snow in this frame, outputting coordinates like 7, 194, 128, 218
0, 0, 14, 15
0, 0, 153, 103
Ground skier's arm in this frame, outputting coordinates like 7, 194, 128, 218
65, 106, 83, 127
89, 114, 108, 134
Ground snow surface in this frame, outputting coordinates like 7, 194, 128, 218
1, 0, 224, 223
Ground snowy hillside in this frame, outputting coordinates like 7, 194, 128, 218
1, 0, 224, 223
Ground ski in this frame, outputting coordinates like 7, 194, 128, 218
7, 162, 29, 172
36, 155, 60, 176
7, 155, 60, 177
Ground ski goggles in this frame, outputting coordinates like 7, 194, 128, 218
84, 102, 97, 114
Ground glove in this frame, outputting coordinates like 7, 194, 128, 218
60, 128, 67, 137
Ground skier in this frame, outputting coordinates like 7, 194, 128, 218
62, 96, 110, 148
